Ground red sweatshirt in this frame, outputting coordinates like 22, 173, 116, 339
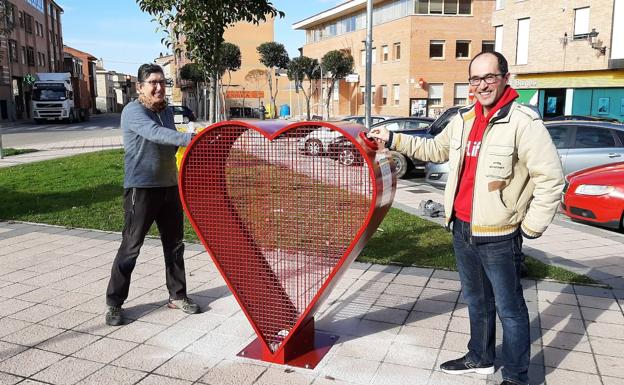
453, 86, 519, 222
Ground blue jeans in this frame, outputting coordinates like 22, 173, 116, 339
453, 219, 530, 385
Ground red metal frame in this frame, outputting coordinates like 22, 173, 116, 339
179, 120, 396, 368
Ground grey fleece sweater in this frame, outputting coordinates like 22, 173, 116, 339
121, 100, 194, 188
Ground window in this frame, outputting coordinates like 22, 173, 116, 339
27, 47, 35, 67
482, 40, 495, 52
516, 18, 530, 65
393, 42, 401, 60
404, 120, 430, 131
615, 130, 624, 146
24, 13, 33, 34
361, 49, 366, 66
8, 40, 18, 62
333, 84, 339, 101
382, 45, 389, 62
494, 26, 503, 53
430, 0, 443, 14
381, 85, 388, 105
371, 47, 377, 64
454, 83, 469, 105
574, 7, 590, 38
393, 84, 400, 105
456, 40, 470, 58
574, 126, 616, 148
371, 85, 376, 105
428, 83, 443, 106
20, 46, 26, 65
360, 86, 365, 104
495, 0, 504, 10
546, 126, 572, 149
430, 40, 445, 58
6, 3, 16, 26
415, 0, 471, 15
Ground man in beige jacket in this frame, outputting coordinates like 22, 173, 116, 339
369, 52, 563, 385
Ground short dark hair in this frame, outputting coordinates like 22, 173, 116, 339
469, 51, 509, 76
137, 63, 164, 83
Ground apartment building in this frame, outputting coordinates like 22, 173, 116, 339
492, 0, 624, 121
294, 0, 495, 118
173, 16, 295, 119
154, 53, 175, 104
63, 45, 97, 114
0, 0, 64, 120
95, 60, 137, 113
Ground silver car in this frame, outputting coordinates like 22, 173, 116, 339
425, 120, 624, 188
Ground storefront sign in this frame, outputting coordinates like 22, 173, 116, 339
225, 90, 264, 99
345, 74, 359, 83
513, 79, 538, 88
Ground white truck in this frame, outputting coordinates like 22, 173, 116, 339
31, 72, 90, 123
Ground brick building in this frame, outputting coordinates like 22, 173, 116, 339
0, 0, 64, 121
293, 0, 495, 118
63, 45, 97, 114
492, 0, 624, 121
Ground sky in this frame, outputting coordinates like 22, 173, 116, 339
57, 0, 344, 76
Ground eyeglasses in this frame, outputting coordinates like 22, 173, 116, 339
143, 80, 166, 86
468, 73, 504, 86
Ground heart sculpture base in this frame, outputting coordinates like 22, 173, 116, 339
238, 319, 337, 369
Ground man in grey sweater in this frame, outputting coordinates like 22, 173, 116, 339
105, 63, 199, 326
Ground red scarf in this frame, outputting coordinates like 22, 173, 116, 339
453, 86, 519, 222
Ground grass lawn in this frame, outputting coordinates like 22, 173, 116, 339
0, 149, 595, 285
1, 148, 38, 157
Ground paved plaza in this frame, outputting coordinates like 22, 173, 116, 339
0, 132, 623, 384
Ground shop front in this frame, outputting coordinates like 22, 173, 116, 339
512, 70, 624, 122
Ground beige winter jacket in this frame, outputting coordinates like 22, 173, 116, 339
391, 102, 564, 241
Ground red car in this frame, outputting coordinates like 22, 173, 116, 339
561, 162, 624, 230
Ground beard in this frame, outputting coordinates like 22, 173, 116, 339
138, 94, 168, 112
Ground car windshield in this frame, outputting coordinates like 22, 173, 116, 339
33, 86, 66, 101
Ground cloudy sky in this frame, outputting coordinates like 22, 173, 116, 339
58, 0, 344, 75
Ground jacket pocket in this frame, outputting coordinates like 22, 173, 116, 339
484, 145, 513, 179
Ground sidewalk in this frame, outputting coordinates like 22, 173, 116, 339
0, 136, 623, 385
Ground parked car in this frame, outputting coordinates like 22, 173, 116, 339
425, 119, 624, 188
340, 115, 398, 126
426, 106, 462, 136
370, 117, 436, 178
561, 162, 624, 230
544, 115, 621, 123
172, 105, 196, 124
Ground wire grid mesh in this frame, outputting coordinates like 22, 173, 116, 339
182, 124, 373, 352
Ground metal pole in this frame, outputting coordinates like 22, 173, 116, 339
320, 64, 324, 119
365, 0, 373, 128
0, 130, 3, 159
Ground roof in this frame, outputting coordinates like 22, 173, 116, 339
292, 0, 385, 30
63, 45, 97, 62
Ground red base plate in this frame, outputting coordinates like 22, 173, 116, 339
237, 332, 339, 369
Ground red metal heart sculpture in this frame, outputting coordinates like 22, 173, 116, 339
179, 120, 395, 368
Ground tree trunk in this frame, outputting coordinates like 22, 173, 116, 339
325, 79, 335, 120
210, 73, 218, 123
266, 70, 274, 119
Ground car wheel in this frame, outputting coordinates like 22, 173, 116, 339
389, 151, 408, 178
339, 148, 356, 166
183, 116, 190, 124
305, 139, 323, 156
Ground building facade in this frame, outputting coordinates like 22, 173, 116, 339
154, 53, 175, 104
172, 16, 296, 119
294, 0, 495, 118
492, 0, 624, 121
94, 60, 136, 113
63, 45, 97, 114
0, 0, 64, 121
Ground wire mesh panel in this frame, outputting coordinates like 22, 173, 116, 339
179, 120, 395, 366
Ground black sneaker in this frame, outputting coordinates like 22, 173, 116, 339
440, 355, 494, 375
105, 305, 123, 326
167, 297, 200, 314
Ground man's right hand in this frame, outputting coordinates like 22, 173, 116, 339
368, 126, 390, 143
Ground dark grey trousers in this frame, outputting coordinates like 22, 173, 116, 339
106, 186, 187, 307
